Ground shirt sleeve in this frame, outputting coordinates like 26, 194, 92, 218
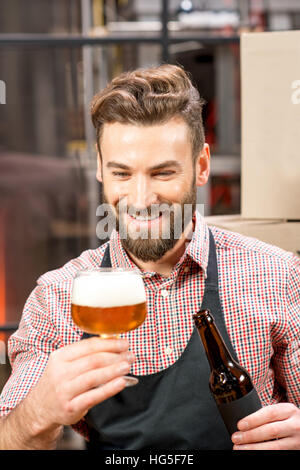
272, 256, 300, 407
0, 284, 61, 417
0, 284, 91, 444
0, 283, 91, 442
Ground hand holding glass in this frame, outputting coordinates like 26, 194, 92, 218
71, 268, 147, 386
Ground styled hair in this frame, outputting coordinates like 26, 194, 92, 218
90, 64, 205, 162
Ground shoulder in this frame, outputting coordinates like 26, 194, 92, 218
208, 224, 299, 273
36, 242, 109, 287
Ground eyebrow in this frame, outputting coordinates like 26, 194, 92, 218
106, 160, 182, 171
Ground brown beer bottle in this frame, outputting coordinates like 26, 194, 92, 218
193, 309, 261, 435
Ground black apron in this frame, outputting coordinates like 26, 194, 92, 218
82, 229, 238, 450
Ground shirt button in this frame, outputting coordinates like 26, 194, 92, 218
161, 289, 169, 298
184, 266, 190, 273
165, 347, 172, 356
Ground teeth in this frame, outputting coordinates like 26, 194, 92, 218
130, 214, 161, 221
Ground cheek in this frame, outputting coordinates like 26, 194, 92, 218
157, 179, 191, 202
102, 174, 125, 203
102, 181, 121, 206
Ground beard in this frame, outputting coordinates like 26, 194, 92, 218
104, 182, 197, 262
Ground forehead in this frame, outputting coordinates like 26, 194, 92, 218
100, 117, 192, 165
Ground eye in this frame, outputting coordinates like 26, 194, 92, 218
112, 171, 130, 177
154, 171, 175, 177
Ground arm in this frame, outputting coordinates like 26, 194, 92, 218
0, 285, 134, 450
0, 396, 63, 450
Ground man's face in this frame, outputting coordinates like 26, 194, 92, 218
97, 117, 210, 262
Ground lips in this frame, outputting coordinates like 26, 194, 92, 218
126, 212, 163, 227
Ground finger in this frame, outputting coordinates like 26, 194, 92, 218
237, 403, 296, 431
66, 360, 132, 397
60, 337, 130, 362
232, 419, 292, 445
70, 376, 127, 417
68, 350, 136, 377
233, 437, 296, 451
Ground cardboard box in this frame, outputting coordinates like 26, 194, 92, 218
241, 31, 300, 219
206, 215, 300, 257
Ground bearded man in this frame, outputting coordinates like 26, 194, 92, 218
0, 65, 299, 450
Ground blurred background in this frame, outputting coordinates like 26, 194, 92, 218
0, 0, 299, 448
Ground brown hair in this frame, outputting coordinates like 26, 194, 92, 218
90, 64, 205, 162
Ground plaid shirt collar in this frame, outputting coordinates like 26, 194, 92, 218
109, 210, 210, 278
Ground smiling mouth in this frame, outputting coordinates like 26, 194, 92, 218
129, 213, 162, 221
126, 212, 164, 226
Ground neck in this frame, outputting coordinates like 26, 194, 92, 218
126, 219, 194, 277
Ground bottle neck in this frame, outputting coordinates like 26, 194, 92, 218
194, 310, 234, 371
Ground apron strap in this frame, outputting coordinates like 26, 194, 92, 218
101, 243, 112, 268
205, 229, 218, 287
200, 228, 239, 363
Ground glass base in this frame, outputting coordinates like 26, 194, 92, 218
97, 334, 138, 387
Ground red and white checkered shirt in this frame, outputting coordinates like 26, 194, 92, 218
0, 211, 299, 440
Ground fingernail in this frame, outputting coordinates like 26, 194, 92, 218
119, 361, 130, 373
232, 432, 242, 444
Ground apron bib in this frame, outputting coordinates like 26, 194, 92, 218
82, 230, 237, 450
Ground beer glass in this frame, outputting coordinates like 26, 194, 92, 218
71, 267, 147, 386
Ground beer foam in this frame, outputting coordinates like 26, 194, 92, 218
71, 271, 146, 308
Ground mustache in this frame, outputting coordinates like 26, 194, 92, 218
116, 201, 176, 218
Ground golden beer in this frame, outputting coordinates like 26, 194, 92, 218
71, 301, 147, 336
71, 268, 147, 337
71, 267, 147, 385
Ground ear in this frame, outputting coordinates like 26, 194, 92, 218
96, 150, 103, 183
195, 143, 210, 187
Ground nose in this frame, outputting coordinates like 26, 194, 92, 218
128, 174, 157, 209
